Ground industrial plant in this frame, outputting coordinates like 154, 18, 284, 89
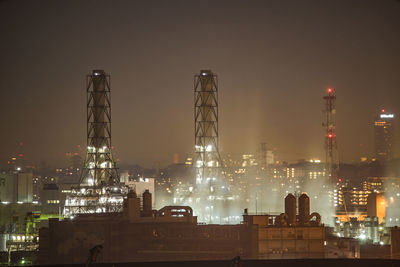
2, 69, 400, 265
39, 190, 328, 264
64, 70, 127, 218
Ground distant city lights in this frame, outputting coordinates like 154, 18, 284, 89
380, 114, 394, 119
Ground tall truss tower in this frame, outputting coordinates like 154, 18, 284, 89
64, 70, 124, 217
193, 70, 223, 223
323, 88, 338, 183
194, 70, 220, 185
80, 70, 119, 187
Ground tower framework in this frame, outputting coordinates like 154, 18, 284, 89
192, 70, 227, 223
64, 70, 124, 217
80, 70, 119, 187
323, 88, 338, 183
194, 70, 221, 186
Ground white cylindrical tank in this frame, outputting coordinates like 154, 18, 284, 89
0, 234, 8, 252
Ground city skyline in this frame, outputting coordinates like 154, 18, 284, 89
1, 0, 400, 168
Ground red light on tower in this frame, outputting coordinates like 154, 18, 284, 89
328, 88, 332, 93
381, 109, 385, 113
328, 133, 333, 138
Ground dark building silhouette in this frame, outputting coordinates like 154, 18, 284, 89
374, 110, 394, 162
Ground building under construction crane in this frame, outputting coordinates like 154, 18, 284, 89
64, 70, 126, 217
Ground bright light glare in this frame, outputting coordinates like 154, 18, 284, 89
380, 114, 394, 119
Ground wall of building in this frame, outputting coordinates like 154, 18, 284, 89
17, 173, 33, 203
256, 226, 325, 259
391, 227, 400, 259
40, 217, 256, 264
0, 172, 33, 204
0, 173, 16, 203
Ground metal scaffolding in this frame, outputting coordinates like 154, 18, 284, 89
323, 88, 338, 183
64, 70, 124, 217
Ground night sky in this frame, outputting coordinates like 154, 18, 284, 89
1, 0, 400, 168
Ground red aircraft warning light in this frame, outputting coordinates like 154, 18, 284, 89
327, 131, 336, 139
328, 88, 332, 93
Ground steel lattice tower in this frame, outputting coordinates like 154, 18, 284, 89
64, 70, 123, 217
80, 70, 119, 186
193, 70, 223, 223
323, 88, 338, 183
194, 70, 220, 185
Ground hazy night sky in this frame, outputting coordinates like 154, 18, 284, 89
0, 0, 400, 168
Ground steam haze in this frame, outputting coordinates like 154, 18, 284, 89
0, 0, 400, 168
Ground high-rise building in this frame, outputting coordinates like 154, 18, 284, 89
374, 110, 394, 162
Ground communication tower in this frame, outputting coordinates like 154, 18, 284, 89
323, 88, 338, 183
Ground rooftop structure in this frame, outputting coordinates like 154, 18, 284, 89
40, 190, 255, 264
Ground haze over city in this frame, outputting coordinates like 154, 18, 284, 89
3, 0, 400, 265
1, 0, 400, 168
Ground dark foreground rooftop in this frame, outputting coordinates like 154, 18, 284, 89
33, 259, 400, 267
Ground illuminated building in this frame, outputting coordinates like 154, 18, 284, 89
0, 202, 43, 255
243, 193, 326, 259
334, 182, 370, 223
242, 154, 258, 167
40, 183, 62, 214
374, 110, 394, 162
